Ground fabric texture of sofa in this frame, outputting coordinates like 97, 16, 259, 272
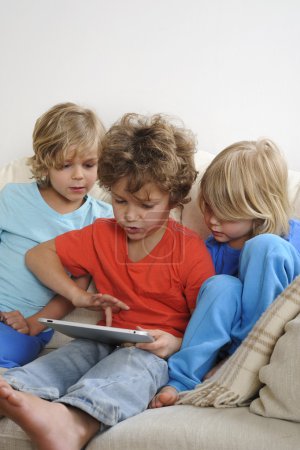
1, 151, 300, 450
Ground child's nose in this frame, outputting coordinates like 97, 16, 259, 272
71, 166, 84, 179
124, 205, 138, 221
210, 214, 220, 225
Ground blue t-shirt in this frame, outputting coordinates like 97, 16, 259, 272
0, 182, 113, 317
206, 219, 300, 276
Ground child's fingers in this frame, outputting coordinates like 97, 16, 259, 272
0, 311, 29, 334
136, 329, 182, 359
12, 324, 30, 334
1, 311, 24, 324
136, 327, 160, 340
110, 299, 129, 310
104, 307, 112, 327
94, 294, 129, 310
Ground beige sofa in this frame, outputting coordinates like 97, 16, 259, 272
1, 151, 300, 450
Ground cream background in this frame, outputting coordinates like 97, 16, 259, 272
1, 0, 299, 168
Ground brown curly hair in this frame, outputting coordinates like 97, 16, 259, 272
28, 102, 105, 186
98, 113, 197, 207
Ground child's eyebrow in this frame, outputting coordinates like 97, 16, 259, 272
133, 195, 160, 204
111, 190, 159, 204
111, 190, 124, 198
65, 158, 98, 164
82, 157, 98, 162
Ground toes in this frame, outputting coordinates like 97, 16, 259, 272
158, 391, 178, 406
149, 396, 163, 409
0, 385, 11, 399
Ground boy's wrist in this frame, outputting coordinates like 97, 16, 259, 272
69, 286, 88, 307
26, 316, 45, 336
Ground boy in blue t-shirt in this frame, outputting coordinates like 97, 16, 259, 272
0, 102, 123, 368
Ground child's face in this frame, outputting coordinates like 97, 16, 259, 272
111, 177, 171, 242
204, 205, 254, 249
46, 148, 98, 208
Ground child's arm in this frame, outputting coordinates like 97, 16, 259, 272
26, 297, 76, 335
25, 239, 129, 312
0, 275, 90, 335
1, 276, 125, 335
28, 275, 92, 335
0, 296, 75, 335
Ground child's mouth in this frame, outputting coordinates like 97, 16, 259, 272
212, 230, 224, 238
124, 226, 141, 234
70, 186, 85, 192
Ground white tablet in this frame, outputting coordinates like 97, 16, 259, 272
38, 318, 154, 345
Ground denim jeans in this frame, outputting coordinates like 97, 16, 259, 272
3, 338, 168, 426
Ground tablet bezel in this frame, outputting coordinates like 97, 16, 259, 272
38, 318, 154, 345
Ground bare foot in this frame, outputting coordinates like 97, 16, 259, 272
149, 386, 179, 408
0, 378, 99, 450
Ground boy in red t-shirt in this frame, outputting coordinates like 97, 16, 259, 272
0, 113, 214, 450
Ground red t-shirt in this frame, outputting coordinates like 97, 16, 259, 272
55, 218, 215, 337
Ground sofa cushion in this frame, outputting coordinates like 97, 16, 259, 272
1, 405, 300, 450
0, 157, 32, 190
89, 405, 300, 450
0, 418, 31, 450
250, 312, 300, 422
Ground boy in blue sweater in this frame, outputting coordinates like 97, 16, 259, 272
151, 138, 300, 407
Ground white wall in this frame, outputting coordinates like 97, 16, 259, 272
1, 0, 299, 169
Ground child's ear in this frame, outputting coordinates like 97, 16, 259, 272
253, 218, 265, 234
39, 170, 50, 186
169, 200, 179, 210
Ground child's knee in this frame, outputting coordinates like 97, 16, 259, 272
243, 233, 298, 262
241, 233, 300, 280
197, 275, 241, 304
244, 233, 283, 254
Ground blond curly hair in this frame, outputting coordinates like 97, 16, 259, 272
28, 102, 105, 186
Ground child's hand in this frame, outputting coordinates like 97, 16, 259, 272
135, 328, 182, 359
0, 310, 30, 334
71, 291, 129, 326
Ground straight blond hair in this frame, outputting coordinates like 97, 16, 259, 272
199, 139, 290, 236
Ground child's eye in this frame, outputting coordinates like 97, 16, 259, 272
84, 162, 97, 169
141, 204, 154, 209
114, 199, 126, 204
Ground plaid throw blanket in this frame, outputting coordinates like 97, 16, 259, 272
177, 275, 300, 408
